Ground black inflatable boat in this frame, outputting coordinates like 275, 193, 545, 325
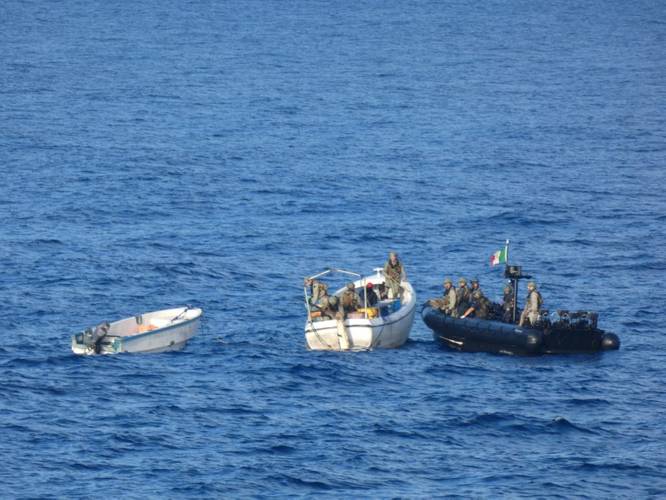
422, 305, 620, 355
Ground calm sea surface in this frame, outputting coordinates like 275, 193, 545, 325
2, 0, 665, 497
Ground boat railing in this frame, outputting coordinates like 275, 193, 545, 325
304, 268, 383, 320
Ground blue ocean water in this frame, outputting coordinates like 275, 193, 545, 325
2, 0, 665, 497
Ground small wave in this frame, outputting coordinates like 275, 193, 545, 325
548, 416, 597, 434
29, 238, 64, 245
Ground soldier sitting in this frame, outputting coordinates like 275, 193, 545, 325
502, 283, 515, 323
339, 282, 361, 317
461, 290, 491, 320
319, 295, 339, 320
428, 277, 457, 316
455, 278, 471, 317
470, 277, 481, 294
310, 286, 332, 315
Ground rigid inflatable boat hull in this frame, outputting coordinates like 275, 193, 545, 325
422, 305, 619, 356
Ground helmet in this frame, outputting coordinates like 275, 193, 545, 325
471, 277, 479, 285
443, 277, 453, 285
346, 282, 355, 290
458, 278, 467, 285
527, 281, 537, 289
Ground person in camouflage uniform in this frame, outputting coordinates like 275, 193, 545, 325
305, 278, 327, 310
319, 295, 339, 320
461, 289, 491, 320
456, 278, 471, 317
502, 282, 515, 323
519, 281, 543, 327
429, 278, 457, 316
383, 251, 406, 299
470, 277, 480, 294
339, 282, 361, 316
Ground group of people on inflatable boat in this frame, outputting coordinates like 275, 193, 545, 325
427, 277, 544, 327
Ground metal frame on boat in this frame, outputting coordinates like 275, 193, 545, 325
303, 268, 416, 351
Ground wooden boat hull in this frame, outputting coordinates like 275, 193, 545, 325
305, 281, 416, 351
72, 307, 202, 355
422, 305, 619, 355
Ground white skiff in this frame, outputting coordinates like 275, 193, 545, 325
71, 306, 202, 355
304, 268, 416, 351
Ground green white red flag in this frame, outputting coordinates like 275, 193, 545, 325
490, 246, 507, 266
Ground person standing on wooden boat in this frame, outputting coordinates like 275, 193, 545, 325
456, 278, 471, 317
502, 283, 515, 323
428, 278, 457, 316
339, 282, 361, 317
519, 281, 543, 327
383, 251, 405, 299
461, 290, 491, 320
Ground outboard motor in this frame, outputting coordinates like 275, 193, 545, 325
80, 322, 110, 353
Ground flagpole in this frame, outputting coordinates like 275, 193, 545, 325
505, 239, 518, 324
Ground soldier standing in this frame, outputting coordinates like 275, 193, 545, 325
519, 281, 543, 327
383, 251, 406, 299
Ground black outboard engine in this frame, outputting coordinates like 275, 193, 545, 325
80, 322, 111, 353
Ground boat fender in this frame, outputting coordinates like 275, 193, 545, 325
601, 333, 620, 351
135, 315, 143, 325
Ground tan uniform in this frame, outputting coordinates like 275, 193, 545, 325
430, 286, 457, 316
340, 290, 360, 313
519, 290, 543, 326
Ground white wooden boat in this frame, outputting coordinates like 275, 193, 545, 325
304, 268, 416, 351
71, 306, 202, 355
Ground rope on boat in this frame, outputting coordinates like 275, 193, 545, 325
170, 305, 192, 323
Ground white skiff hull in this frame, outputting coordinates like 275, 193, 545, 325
305, 281, 416, 351
72, 306, 202, 355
